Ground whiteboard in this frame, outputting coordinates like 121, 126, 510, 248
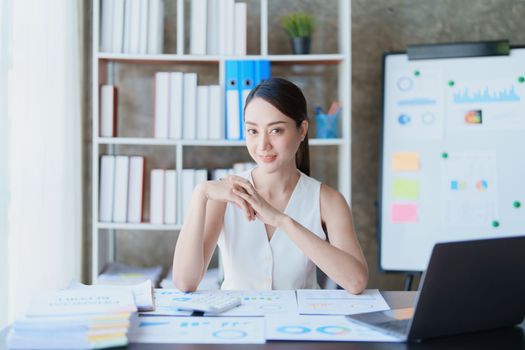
379, 48, 525, 272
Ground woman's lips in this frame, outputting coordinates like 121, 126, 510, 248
259, 155, 277, 163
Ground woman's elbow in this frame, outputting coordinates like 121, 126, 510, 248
173, 274, 200, 292
342, 270, 368, 295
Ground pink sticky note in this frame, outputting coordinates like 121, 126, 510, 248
391, 203, 418, 223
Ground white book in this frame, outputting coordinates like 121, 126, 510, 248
129, 0, 141, 54
100, 85, 117, 137
99, 155, 116, 222
194, 169, 208, 186
224, 0, 235, 55
127, 156, 144, 223
150, 169, 165, 224
111, 0, 126, 53
217, 0, 226, 55
234, 2, 247, 56
180, 169, 195, 222
190, 0, 207, 55
208, 85, 223, 139
113, 155, 130, 223
123, 0, 132, 52
26, 289, 137, 317
154, 72, 170, 138
226, 87, 241, 139
183, 73, 197, 139
164, 170, 177, 225
147, 0, 164, 54
138, 0, 149, 54
168, 72, 184, 139
196, 85, 209, 140
206, 0, 219, 55
100, 0, 114, 52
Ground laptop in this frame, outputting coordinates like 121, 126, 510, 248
347, 236, 525, 342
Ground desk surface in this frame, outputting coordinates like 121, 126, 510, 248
1, 291, 524, 349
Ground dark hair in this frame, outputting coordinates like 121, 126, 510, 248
244, 77, 310, 176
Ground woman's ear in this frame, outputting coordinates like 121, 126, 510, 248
300, 120, 309, 140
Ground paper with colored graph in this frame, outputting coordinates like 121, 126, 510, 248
203, 290, 298, 316
297, 289, 390, 315
129, 316, 265, 344
265, 315, 401, 342
392, 152, 420, 171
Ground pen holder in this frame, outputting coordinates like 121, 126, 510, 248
315, 113, 338, 138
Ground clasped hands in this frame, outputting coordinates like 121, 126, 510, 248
201, 175, 284, 227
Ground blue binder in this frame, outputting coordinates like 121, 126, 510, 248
225, 60, 241, 140
254, 60, 271, 85
239, 60, 255, 139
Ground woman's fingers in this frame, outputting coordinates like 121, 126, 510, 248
228, 176, 256, 195
233, 189, 257, 221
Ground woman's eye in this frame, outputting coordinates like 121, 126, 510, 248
270, 128, 282, 134
247, 129, 257, 135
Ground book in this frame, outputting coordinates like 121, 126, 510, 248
112, 155, 129, 223
154, 72, 169, 139
196, 85, 209, 140
190, 0, 207, 55
208, 85, 223, 139
100, 0, 114, 52
127, 156, 144, 223
147, 0, 164, 54
150, 169, 165, 224
168, 72, 184, 139
111, 0, 125, 53
99, 155, 116, 223
100, 85, 117, 137
183, 73, 197, 139
234, 2, 247, 56
164, 170, 177, 225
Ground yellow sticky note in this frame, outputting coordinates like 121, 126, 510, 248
392, 179, 419, 200
392, 152, 420, 172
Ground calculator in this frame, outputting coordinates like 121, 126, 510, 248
172, 294, 242, 314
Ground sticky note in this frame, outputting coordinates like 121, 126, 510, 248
392, 152, 420, 172
392, 179, 419, 200
391, 203, 418, 223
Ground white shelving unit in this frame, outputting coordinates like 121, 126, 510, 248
91, 0, 351, 282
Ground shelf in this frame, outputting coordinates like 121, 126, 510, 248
98, 222, 182, 231
96, 137, 345, 146
97, 53, 345, 64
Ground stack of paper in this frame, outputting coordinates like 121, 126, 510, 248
68, 280, 154, 312
6, 289, 137, 349
97, 262, 163, 287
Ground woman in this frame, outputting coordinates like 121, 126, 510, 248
172, 77, 368, 294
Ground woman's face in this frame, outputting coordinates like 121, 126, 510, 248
244, 97, 307, 173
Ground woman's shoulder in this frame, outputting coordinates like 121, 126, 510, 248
319, 182, 349, 208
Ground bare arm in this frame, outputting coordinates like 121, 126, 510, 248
232, 180, 368, 294
172, 177, 255, 292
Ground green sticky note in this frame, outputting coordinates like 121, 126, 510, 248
392, 179, 420, 200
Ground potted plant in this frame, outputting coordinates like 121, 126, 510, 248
280, 12, 315, 55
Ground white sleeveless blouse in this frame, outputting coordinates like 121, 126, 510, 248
217, 168, 326, 290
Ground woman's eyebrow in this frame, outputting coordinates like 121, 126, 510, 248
245, 121, 288, 126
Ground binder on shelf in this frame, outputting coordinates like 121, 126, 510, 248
206, 0, 219, 55
225, 60, 241, 140
196, 86, 209, 140
111, 0, 126, 53
190, 0, 207, 55
123, 0, 132, 52
113, 156, 130, 223
208, 85, 224, 139
183, 73, 198, 139
224, 0, 235, 55
100, 0, 114, 52
147, 0, 164, 54
150, 169, 165, 224
138, 0, 149, 54
154, 72, 170, 139
254, 60, 271, 85
180, 169, 195, 223
239, 60, 255, 139
127, 156, 145, 223
164, 170, 177, 225
129, 0, 141, 53
100, 85, 117, 137
99, 155, 116, 223
234, 2, 247, 56
168, 72, 184, 139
